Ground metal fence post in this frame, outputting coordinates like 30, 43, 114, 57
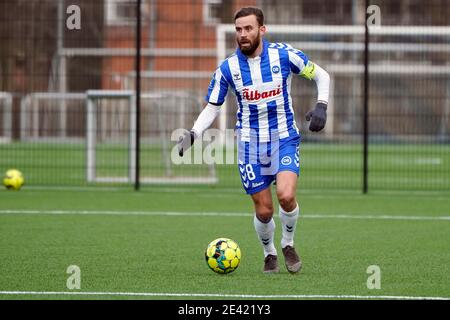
135, 0, 142, 191
363, 0, 370, 194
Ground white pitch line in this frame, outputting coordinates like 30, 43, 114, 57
0, 210, 449, 221
0, 291, 448, 300
301, 214, 450, 221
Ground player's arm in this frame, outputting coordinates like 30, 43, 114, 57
177, 67, 229, 157
177, 103, 221, 157
301, 62, 330, 132
288, 48, 330, 132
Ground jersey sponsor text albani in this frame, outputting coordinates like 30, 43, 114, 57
205, 39, 315, 142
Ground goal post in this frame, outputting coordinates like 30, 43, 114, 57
0, 92, 13, 143
86, 90, 136, 183
85, 90, 217, 185
16, 90, 217, 185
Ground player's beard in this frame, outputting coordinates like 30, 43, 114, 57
237, 31, 261, 56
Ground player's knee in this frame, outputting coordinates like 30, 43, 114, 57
255, 210, 273, 223
277, 191, 296, 212
254, 203, 274, 222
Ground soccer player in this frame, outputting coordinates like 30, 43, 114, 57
178, 7, 330, 274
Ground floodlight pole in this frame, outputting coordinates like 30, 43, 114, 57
134, 0, 142, 190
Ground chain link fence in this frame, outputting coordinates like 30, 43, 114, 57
0, 0, 449, 191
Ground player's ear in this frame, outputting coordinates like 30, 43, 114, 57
259, 25, 266, 36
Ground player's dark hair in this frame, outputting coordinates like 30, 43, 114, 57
234, 7, 264, 26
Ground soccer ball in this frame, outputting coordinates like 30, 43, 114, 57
205, 238, 241, 274
3, 169, 25, 190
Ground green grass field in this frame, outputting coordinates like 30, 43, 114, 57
0, 187, 449, 300
1, 141, 449, 299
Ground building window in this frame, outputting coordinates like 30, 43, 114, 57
203, 0, 222, 25
105, 0, 144, 26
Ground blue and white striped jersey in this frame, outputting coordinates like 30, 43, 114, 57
205, 39, 314, 142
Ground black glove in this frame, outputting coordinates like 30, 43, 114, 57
305, 102, 327, 132
177, 129, 196, 157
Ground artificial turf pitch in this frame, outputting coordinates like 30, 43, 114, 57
0, 187, 449, 300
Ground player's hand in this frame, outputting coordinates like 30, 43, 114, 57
177, 129, 196, 157
305, 102, 327, 132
